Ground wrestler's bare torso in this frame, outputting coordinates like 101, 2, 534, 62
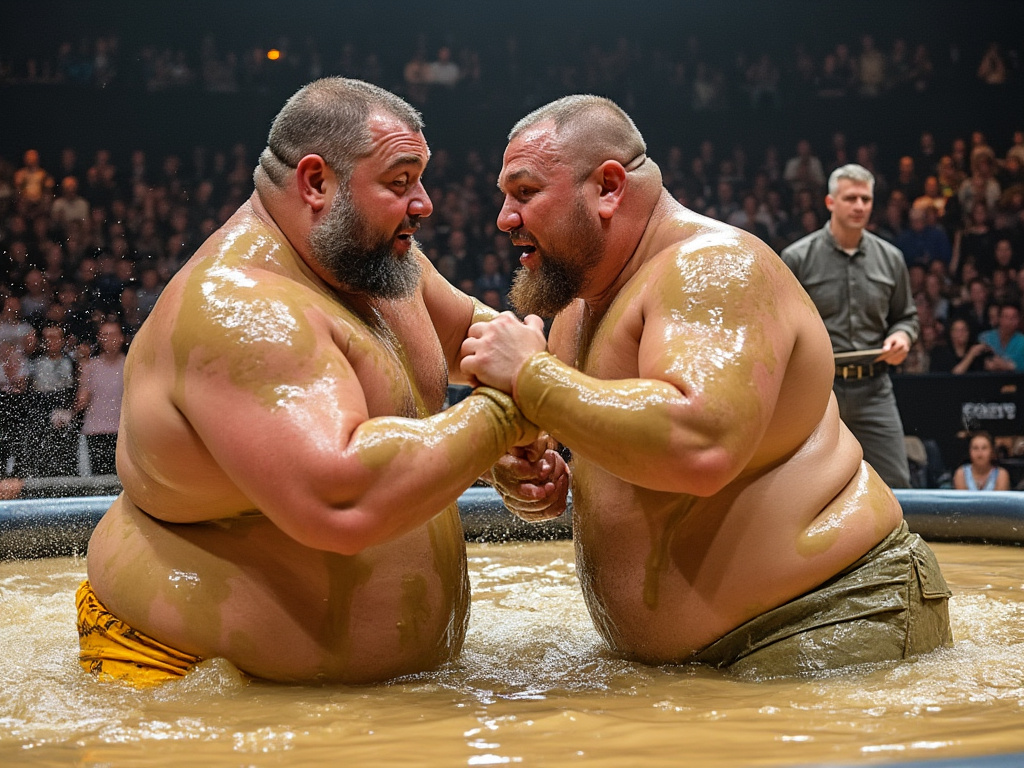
87, 201, 470, 683
547, 199, 902, 663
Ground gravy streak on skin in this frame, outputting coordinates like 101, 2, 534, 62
545, 207, 902, 662
87, 205, 469, 683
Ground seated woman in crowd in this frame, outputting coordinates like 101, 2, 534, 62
929, 317, 991, 373
953, 431, 1011, 491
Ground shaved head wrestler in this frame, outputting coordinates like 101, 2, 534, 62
461, 95, 952, 676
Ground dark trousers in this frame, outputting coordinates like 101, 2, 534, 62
833, 373, 911, 489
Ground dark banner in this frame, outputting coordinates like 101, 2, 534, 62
893, 373, 1022, 468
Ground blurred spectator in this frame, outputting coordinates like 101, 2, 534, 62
915, 132, 940, 177
979, 302, 1024, 371
426, 46, 460, 88
1007, 130, 1024, 167
134, 267, 165, 319
13, 149, 54, 216
0, 296, 34, 348
976, 42, 1008, 85
912, 176, 948, 219
901, 322, 934, 374
816, 52, 848, 98
887, 38, 910, 90
0, 338, 29, 476
856, 35, 886, 96
952, 201, 998, 279
24, 323, 79, 477
479, 288, 506, 312
930, 316, 990, 373
907, 44, 934, 93
783, 139, 826, 197
50, 175, 91, 234
897, 207, 951, 269
920, 270, 952, 327
746, 52, 780, 109
691, 61, 725, 111
19, 268, 52, 323
727, 192, 772, 241
72, 320, 125, 475
403, 48, 430, 104
892, 156, 924, 202
992, 237, 1022, 276
958, 147, 1002, 215
951, 277, 994, 339
953, 432, 1011, 491
474, 253, 510, 301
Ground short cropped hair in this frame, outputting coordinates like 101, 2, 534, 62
257, 77, 424, 187
828, 164, 875, 196
509, 94, 646, 181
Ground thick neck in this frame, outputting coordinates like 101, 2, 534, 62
829, 218, 863, 251
579, 187, 665, 315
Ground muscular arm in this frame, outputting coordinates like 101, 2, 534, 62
465, 246, 795, 496
420, 253, 498, 385
172, 268, 535, 555
419, 256, 567, 517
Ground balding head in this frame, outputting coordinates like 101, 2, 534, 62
509, 95, 648, 183
257, 77, 424, 189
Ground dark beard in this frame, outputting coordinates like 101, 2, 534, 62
309, 187, 421, 299
507, 199, 601, 318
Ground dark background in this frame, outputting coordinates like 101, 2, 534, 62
2, 0, 1022, 166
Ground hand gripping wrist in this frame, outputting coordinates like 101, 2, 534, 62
473, 386, 538, 446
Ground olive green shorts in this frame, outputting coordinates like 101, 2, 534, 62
692, 521, 953, 676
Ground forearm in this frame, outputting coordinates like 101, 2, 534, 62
449, 299, 501, 386
514, 353, 735, 495
332, 387, 534, 550
951, 358, 972, 375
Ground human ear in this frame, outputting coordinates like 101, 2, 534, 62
595, 160, 627, 219
296, 154, 332, 212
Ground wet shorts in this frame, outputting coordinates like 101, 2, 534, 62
76, 580, 202, 687
692, 521, 953, 676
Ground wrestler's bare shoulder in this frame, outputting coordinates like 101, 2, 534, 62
658, 208, 783, 272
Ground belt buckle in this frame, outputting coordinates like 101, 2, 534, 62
839, 363, 866, 380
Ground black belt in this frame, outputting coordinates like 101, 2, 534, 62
835, 361, 888, 380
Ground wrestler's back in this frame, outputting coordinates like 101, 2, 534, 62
557, 216, 902, 663
87, 208, 469, 683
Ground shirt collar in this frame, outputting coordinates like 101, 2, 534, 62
824, 221, 863, 256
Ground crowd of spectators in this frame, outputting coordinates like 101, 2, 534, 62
1, 25, 1023, 490
0, 25, 1018, 113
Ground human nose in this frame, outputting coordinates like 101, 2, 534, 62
497, 197, 521, 232
408, 180, 432, 218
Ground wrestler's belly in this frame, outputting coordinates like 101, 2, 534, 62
571, 458, 902, 664
86, 495, 469, 683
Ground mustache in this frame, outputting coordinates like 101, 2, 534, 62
508, 228, 537, 247
397, 217, 422, 235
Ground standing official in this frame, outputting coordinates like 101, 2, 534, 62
781, 164, 918, 488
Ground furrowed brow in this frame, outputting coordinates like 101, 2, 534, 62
498, 168, 538, 191
385, 154, 426, 173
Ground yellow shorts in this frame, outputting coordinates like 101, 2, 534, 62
76, 580, 202, 688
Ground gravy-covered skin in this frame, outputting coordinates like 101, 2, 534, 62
535, 207, 900, 660
461, 95, 943, 669
85, 79, 559, 684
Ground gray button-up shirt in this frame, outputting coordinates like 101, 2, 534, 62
780, 224, 919, 353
